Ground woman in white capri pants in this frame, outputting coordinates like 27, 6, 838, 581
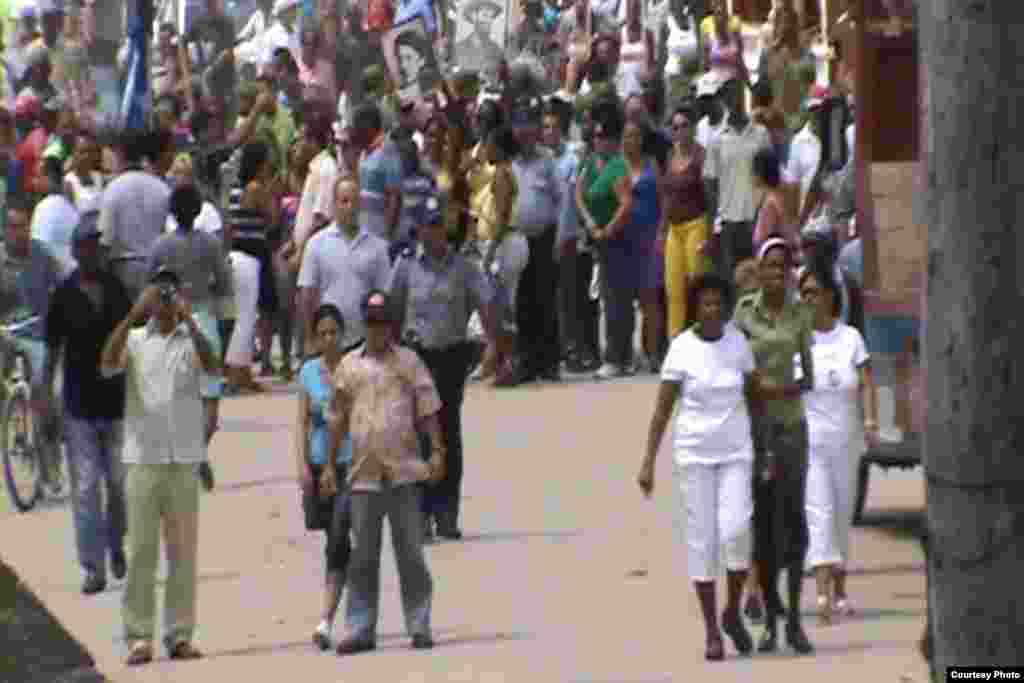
638, 272, 773, 661
797, 266, 880, 624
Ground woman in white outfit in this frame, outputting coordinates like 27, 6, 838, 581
797, 266, 880, 624
638, 272, 764, 661
224, 141, 279, 393
616, 0, 655, 100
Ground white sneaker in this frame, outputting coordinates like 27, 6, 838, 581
594, 363, 624, 380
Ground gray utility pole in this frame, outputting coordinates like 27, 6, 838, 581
918, 0, 1024, 675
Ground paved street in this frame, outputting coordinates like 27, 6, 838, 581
0, 375, 931, 682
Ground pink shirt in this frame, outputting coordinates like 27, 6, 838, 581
298, 54, 338, 106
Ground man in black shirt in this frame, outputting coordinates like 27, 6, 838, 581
45, 212, 133, 595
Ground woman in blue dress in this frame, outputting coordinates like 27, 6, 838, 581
590, 112, 664, 378
295, 303, 354, 651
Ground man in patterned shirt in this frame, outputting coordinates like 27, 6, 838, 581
323, 289, 445, 655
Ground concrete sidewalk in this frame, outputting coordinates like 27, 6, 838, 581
0, 377, 931, 682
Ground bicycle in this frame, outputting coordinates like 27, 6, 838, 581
1, 317, 64, 512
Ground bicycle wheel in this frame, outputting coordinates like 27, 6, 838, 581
2, 386, 41, 512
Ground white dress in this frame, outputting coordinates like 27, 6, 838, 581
804, 322, 870, 568
616, 26, 649, 99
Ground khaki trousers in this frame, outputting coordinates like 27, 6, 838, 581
122, 463, 200, 648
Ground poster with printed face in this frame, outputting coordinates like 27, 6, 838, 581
453, 0, 508, 79
383, 17, 441, 101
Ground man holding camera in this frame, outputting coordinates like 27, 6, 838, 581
100, 267, 218, 667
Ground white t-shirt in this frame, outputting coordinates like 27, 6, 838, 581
804, 323, 870, 450
661, 324, 756, 465
165, 201, 224, 236
31, 194, 80, 280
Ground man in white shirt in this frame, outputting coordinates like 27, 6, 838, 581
261, 0, 300, 67
297, 176, 392, 355
704, 78, 773, 281
100, 267, 217, 667
695, 71, 730, 151
32, 155, 80, 280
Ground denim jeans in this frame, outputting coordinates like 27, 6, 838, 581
344, 484, 433, 642
65, 416, 125, 576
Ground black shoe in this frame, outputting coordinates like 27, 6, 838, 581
82, 573, 106, 595
411, 633, 434, 650
564, 355, 587, 373
111, 551, 127, 580
744, 594, 764, 622
437, 527, 463, 541
540, 366, 561, 382
757, 617, 778, 653
785, 619, 814, 655
198, 462, 215, 491
336, 638, 376, 656
722, 608, 753, 655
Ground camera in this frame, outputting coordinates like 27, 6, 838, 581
158, 284, 178, 305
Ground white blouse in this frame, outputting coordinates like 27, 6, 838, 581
804, 323, 870, 452
661, 324, 756, 465
665, 15, 700, 77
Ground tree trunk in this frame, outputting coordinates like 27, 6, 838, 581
919, 0, 1024, 673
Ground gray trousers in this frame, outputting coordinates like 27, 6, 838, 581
344, 483, 433, 642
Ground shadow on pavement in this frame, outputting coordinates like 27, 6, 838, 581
450, 529, 584, 545
844, 563, 924, 577
219, 418, 293, 433
795, 606, 927, 622
38, 569, 243, 596
0, 557, 104, 683
216, 475, 296, 494
201, 630, 530, 660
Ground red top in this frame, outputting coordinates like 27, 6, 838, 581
662, 146, 707, 223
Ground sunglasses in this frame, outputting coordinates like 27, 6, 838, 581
671, 121, 692, 130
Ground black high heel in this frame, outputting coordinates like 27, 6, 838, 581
722, 608, 753, 655
758, 613, 778, 653
786, 617, 814, 655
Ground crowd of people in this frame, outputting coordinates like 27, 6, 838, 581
0, 0, 877, 667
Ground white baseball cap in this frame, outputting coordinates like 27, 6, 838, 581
695, 72, 728, 98
272, 0, 300, 16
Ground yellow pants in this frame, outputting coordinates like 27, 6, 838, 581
665, 216, 710, 338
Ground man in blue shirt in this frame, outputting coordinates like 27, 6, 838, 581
352, 103, 403, 242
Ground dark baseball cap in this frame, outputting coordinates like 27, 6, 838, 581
151, 266, 181, 288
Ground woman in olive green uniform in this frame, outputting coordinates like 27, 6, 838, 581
732, 237, 815, 655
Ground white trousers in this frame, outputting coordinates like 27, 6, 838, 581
680, 459, 753, 582
495, 232, 530, 312
225, 251, 260, 367
805, 441, 861, 569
